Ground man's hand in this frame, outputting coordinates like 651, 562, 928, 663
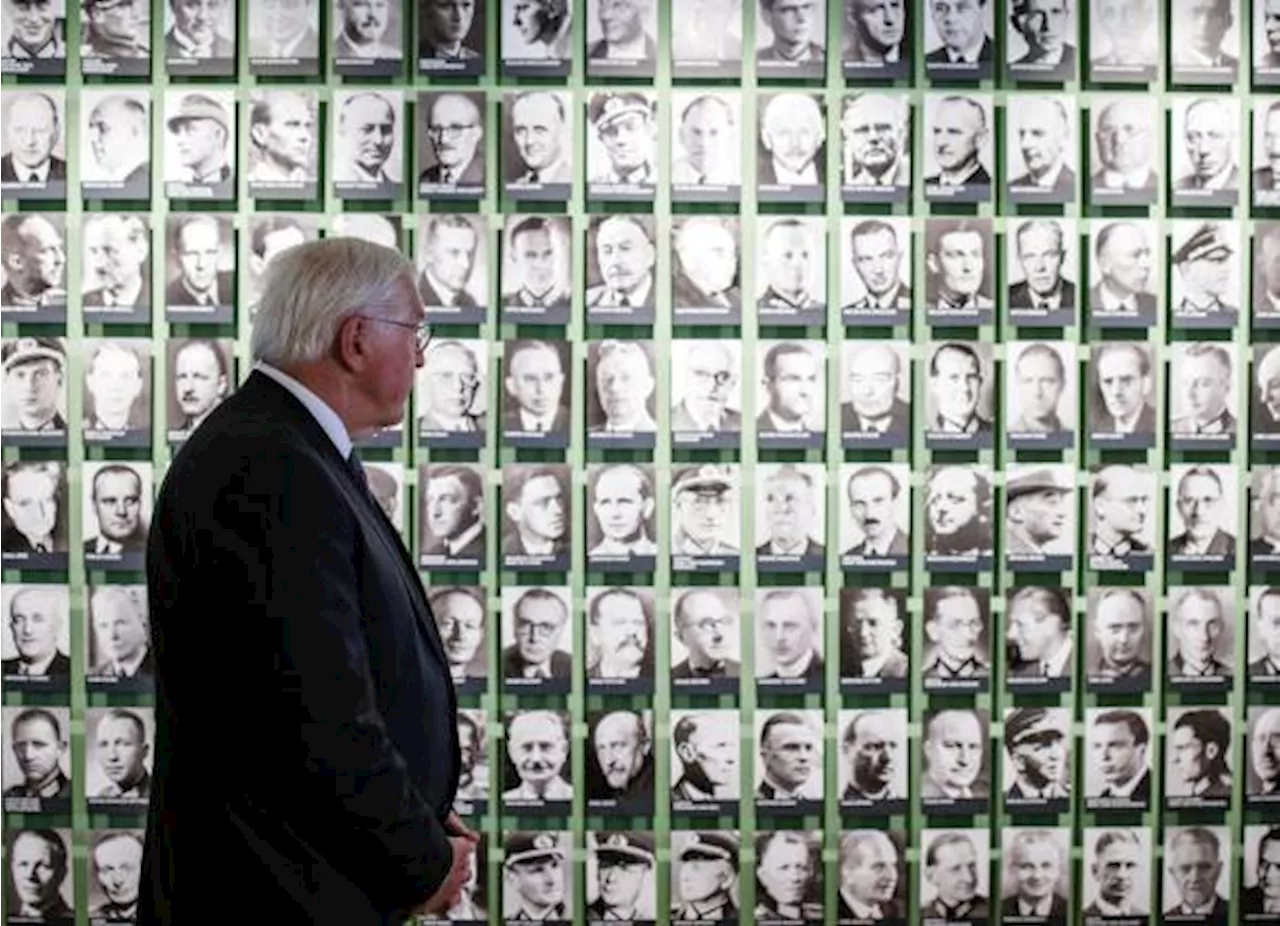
444, 811, 479, 844
406, 836, 476, 917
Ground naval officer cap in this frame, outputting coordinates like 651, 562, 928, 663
595, 832, 655, 866
673, 464, 733, 497
678, 832, 739, 865
506, 832, 565, 868
590, 93, 653, 131
1172, 223, 1233, 265
3, 337, 65, 374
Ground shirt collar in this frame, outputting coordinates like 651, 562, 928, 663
445, 519, 483, 556
171, 25, 213, 57
840, 889, 881, 919
519, 408, 559, 432
771, 157, 818, 186
1043, 639, 1072, 677
947, 34, 987, 63
15, 159, 51, 183
772, 649, 816, 679
1103, 769, 1144, 799
256, 362, 353, 461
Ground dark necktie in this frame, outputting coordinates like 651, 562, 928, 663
345, 452, 370, 496
528, 170, 540, 184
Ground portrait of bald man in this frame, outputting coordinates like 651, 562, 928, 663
503, 90, 573, 195
332, 89, 403, 197
838, 93, 911, 201
1086, 589, 1153, 689
88, 830, 145, 922
418, 91, 486, 198
0, 214, 66, 321
1, 90, 66, 199
837, 831, 906, 921
1006, 96, 1076, 202
921, 709, 990, 810
1007, 0, 1077, 80
1, 585, 69, 684
1171, 0, 1238, 81
247, 0, 320, 73
1169, 344, 1237, 450
586, 0, 657, 75
1088, 221, 1158, 328
1088, 465, 1156, 572
418, 0, 484, 74
1090, 0, 1157, 79
79, 90, 150, 198
503, 709, 573, 805
842, 0, 911, 77
2, 0, 68, 73
757, 0, 827, 77
757, 92, 826, 202
163, 0, 235, 73
586, 710, 655, 809
166, 338, 232, 441
1090, 97, 1158, 204
670, 92, 743, 198
671, 588, 741, 692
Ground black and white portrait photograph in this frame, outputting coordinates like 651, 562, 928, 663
0, 460, 67, 570
923, 0, 994, 79
417, 462, 485, 570
1250, 586, 1280, 686
670, 464, 740, 572
2, 336, 66, 448
670, 831, 741, 923
79, 90, 150, 200
756, 0, 826, 77
836, 710, 908, 812
3, 706, 71, 814
754, 463, 825, 572
1090, 98, 1158, 205
1165, 707, 1233, 811
924, 463, 994, 571
501, 90, 573, 201
166, 337, 232, 445
925, 341, 995, 450
417, 213, 487, 325
500, 0, 572, 76
670, 588, 741, 695
585, 588, 655, 691
332, 90, 403, 199
1168, 587, 1236, 687
503, 831, 573, 923
754, 831, 823, 925
1006, 96, 1077, 204
755, 218, 825, 326
586, 216, 657, 325
429, 587, 486, 695
1259, 100, 1280, 208
838, 462, 910, 572
81, 461, 151, 572
361, 462, 405, 537
841, 0, 910, 77
164, 214, 234, 324
752, 589, 824, 691
671, 217, 741, 324
248, 0, 320, 75
1007, 0, 1077, 80
919, 830, 990, 923
502, 710, 573, 811
1002, 709, 1071, 814
1259, 0, 1280, 82
331, 0, 402, 74
2, 0, 67, 75
757, 92, 826, 203
1005, 586, 1073, 693
670, 342, 742, 448
1089, 0, 1157, 80
923, 94, 993, 203
1082, 828, 1150, 921
163, 90, 235, 200
924, 218, 994, 325
0, 213, 67, 324
1084, 707, 1152, 811
1171, 220, 1240, 329
670, 92, 743, 203
81, 214, 150, 326
999, 829, 1071, 923
163, 0, 235, 74
838, 587, 909, 693
1169, 346, 1238, 451
416, 338, 487, 448
754, 710, 823, 812
586, 714, 656, 812
586, 343, 657, 450
80, 0, 149, 75
1088, 463, 1156, 569
584, 831, 657, 922
671, 0, 743, 77
1171, 0, 1239, 83
671, 710, 740, 814
247, 90, 318, 200
453, 708, 489, 815
1087, 220, 1157, 328
839, 220, 910, 329
1085, 587, 1153, 691
85, 583, 152, 691
501, 339, 570, 447
838, 92, 911, 203
1088, 343, 1156, 448
1006, 342, 1076, 450
1, 90, 65, 201
839, 341, 911, 448
1171, 98, 1240, 208
501, 586, 572, 695
4, 828, 74, 921
1255, 349, 1280, 446
501, 215, 571, 324
586, 0, 657, 77
418, 0, 484, 74
331, 213, 400, 249
417, 91, 486, 201
587, 92, 657, 200
84, 706, 153, 812
1250, 706, 1280, 805
1004, 465, 1075, 571
921, 710, 990, 815
81, 339, 150, 447
1, 585, 69, 692
1162, 827, 1231, 922
1244, 828, 1280, 923
922, 586, 990, 693
756, 342, 824, 448
87, 829, 144, 922
501, 463, 571, 572
836, 831, 907, 923
246, 215, 318, 312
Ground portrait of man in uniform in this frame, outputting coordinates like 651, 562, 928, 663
1166, 708, 1233, 801
502, 217, 571, 316
1087, 588, 1152, 682
3, 0, 67, 64
754, 831, 822, 922
587, 833, 655, 922
922, 586, 989, 684
1171, 222, 1238, 323
503, 832, 571, 921
2, 336, 65, 436
1003, 708, 1070, 803
4, 707, 70, 802
920, 831, 989, 923
5, 829, 73, 922
588, 92, 656, 189
671, 832, 739, 923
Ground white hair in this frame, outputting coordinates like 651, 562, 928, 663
250, 237, 413, 367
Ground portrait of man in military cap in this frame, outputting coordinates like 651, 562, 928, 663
81, 0, 150, 73
1003, 707, 1072, 809
1171, 221, 1239, 326
503, 831, 572, 922
671, 832, 739, 923
2, 337, 65, 439
670, 464, 740, 563
588, 91, 657, 194
164, 90, 234, 198
754, 831, 823, 922
586, 832, 656, 923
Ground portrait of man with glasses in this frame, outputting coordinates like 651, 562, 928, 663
418, 91, 485, 199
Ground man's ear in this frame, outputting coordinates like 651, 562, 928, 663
505, 500, 522, 524
334, 314, 368, 371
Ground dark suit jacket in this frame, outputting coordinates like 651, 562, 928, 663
164, 28, 235, 58
757, 147, 827, 186
1009, 165, 1076, 195
925, 35, 994, 63
139, 371, 460, 926
671, 657, 739, 679
841, 398, 909, 435
1014, 42, 1077, 66
925, 164, 992, 187
1241, 885, 1272, 915
502, 646, 570, 680
1255, 167, 1278, 191
501, 405, 569, 434
165, 272, 233, 307
84, 532, 147, 555
1000, 893, 1068, 919
417, 275, 477, 310
418, 157, 484, 186
1008, 279, 1076, 310
1164, 895, 1228, 923
2, 652, 71, 677
1091, 402, 1156, 435
672, 271, 740, 309
420, 525, 484, 561
1170, 529, 1234, 556
836, 894, 900, 921
843, 529, 909, 558
1, 153, 67, 183
755, 538, 823, 558
588, 35, 657, 59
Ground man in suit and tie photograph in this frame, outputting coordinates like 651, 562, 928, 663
757, 589, 823, 682
1255, 101, 1280, 196
1000, 830, 1069, 921
1092, 99, 1157, 194
247, 91, 317, 185
925, 0, 994, 63
83, 465, 147, 556
0, 215, 67, 312
755, 712, 822, 802
925, 465, 993, 558
921, 709, 988, 801
757, 92, 825, 188
839, 711, 905, 803
587, 344, 656, 437
164, 0, 235, 60
585, 217, 656, 312
1089, 587, 1151, 679
507, 91, 572, 186
1006, 587, 1072, 679
924, 96, 991, 188
502, 340, 568, 435
1009, 98, 1075, 194
671, 590, 739, 680
671, 95, 739, 187
503, 588, 571, 682
1163, 829, 1230, 922
419, 0, 481, 61
922, 587, 989, 682
920, 832, 990, 923
841, 343, 909, 436
418, 340, 485, 434
1171, 344, 1236, 438
165, 216, 233, 310
586, 593, 653, 682
1003, 710, 1070, 802
671, 712, 740, 805
841, 589, 908, 679
418, 215, 481, 311
1090, 344, 1155, 436
1085, 830, 1147, 918
1175, 98, 1239, 192
1171, 0, 1237, 69
89, 831, 144, 922
333, 92, 400, 190
334, 0, 399, 59
1170, 466, 1235, 557
2, 587, 69, 679
87, 585, 151, 680
1010, 0, 1076, 67
1090, 222, 1156, 319
672, 343, 741, 434
82, 92, 149, 188
501, 466, 569, 560
419, 93, 484, 189
248, 0, 319, 59
1251, 588, 1280, 678
757, 343, 822, 434
756, 465, 823, 560
1241, 828, 1280, 916
672, 219, 740, 310
839, 94, 911, 188
420, 464, 486, 562
502, 712, 573, 803
927, 342, 992, 434
1250, 707, 1280, 798
837, 832, 903, 921
1, 461, 63, 557
1009, 220, 1075, 317
1256, 346, 1280, 436
587, 0, 656, 60
82, 215, 149, 312
1088, 709, 1152, 803
1090, 0, 1156, 67
83, 341, 148, 435
1, 91, 65, 186
1009, 344, 1070, 434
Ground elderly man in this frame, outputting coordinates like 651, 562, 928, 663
3, 337, 65, 433
755, 832, 822, 921
504, 711, 572, 801
672, 833, 739, 921
0, 215, 65, 310
1176, 98, 1238, 192
1085, 831, 1145, 917
1164, 829, 1229, 919
419, 93, 483, 187
1173, 0, 1236, 68
335, 92, 398, 187
673, 218, 740, 308
430, 588, 484, 683
418, 340, 483, 434
334, 0, 398, 57
838, 832, 901, 920
1005, 468, 1072, 557
1256, 102, 1280, 194
1257, 345, 1280, 433
757, 465, 822, 559
3, 586, 69, 678
841, 344, 909, 435
1, 461, 62, 555
673, 343, 741, 432
82, 215, 149, 310
590, 343, 656, 435
1251, 707, 1280, 797
8, 829, 73, 920
925, 0, 994, 64
840, 94, 910, 187
82, 93, 149, 187
925, 96, 990, 187
164, 0, 234, 59
1001, 831, 1068, 920
842, 589, 908, 678
90, 831, 144, 921
588, 833, 654, 919
82, 0, 149, 58
4, 0, 66, 60
1093, 100, 1156, 193
589, 711, 653, 801
508, 91, 571, 185
925, 465, 991, 556
2, 92, 65, 185
88, 585, 152, 679
758, 93, 825, 186
586, 217, 656, 310
1170, 466, 1235, 556
587, 591, 652, 680
840, 710, 903, 801
672, 712, 739, 802
167, 94, 232, 187
1010, 99, 1074, 194
672, 590, 739, 679
1090, 589, 1151, 679
588, 0, 655, 60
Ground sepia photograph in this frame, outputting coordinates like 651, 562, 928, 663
924, 463, 994, 571
1007, 0, 1077, 81
671, 217, 741, 324
248, 0, 321, 75
164, 214, 234, 324
670, 92, 743, 204
1090, 98, 1158, 206
584, 831, 657, 921
1161, 827, 1231, 920
836, 710, 908, 813
670, 464, 740, 573
502, 90, 573, 201
1006, 97, 1077, 204
1171, 97, 1241, 208
1004, 465, 1075, 571
1249, 586, 1280, 687
417, 462, 485, 571
1, 89, 66, 201
585, 344, 658, 448
503, 830, 573, 922
332, 89, 403, 199
1170, 0, 1239, 84
841, 0, 910, 78
501, 0, 572, 75
501, 463, 571, 572
0, 213, 67, 324
838, 587, 909, 693
755, 588, 825, 694
1005, 341, 1077, 450
587, 92, 657, 200
924, 340, 995, 449
1084, 706, 1152, 811
754, 463, 825, 572
0, 584, 70, 692
757, 92, 826, 203
670, 588, 741, 695
247, 90, 319, 200
502, 339, 570, 448
81, 0, 150, 75
586, 216, 657, 325
1006, 217, 1078, 327
2, 0, 67, 75
1, 460, 68, 571
166, 337, 232, 445
756, 0, 826, 78
429, 587, 487, 696
419, 0, 485, 74
586, 0, 657, 77
756, 218, 826, 326
79, 90, 150, 200
671, 341, 742, 447
919, 830, 990, 923
1170, 220, 1240, 329
670, 831, 741, 923
1169, 348, 1238, 452
754, 709, 824, 813
923, 0, 994, 79
672, 0, 743, 77
1165, 707, 1233, 811
4, 828, 75, 921
585, 588, 655, 692
3, 705, 72, 815
416, 338, 487, 449
838, 462, 911, 573
163, 89, 235, 200
332, 0, 403, 74
756, 341, 824, 449
502, 711, 573, 811
922, 586, 990, 694
1003, 709, 1071, 814
1087, 220, 1158, 328
1082, 827, 1150, 920
1088, 343, 1157, 449
417, 213, 487, 324
417, 91, 486, 201
502, 585, 572, 695
671, 709, 740, 815
1089, 0, 1158, 81
84, 706, 154, 811
163, 0, 235, 74
924, 218, 995, 325
2, 336, 66, 448
999, 829, 1071, 922
839, 341, 911, 448
838, 92, 911, 203
82, 339, 151, 447
501, 215, 571, 324
921, 709, 990, 815
754, 831, 823, 925
82, 461, 152, 572
1085, 587, 1154, 690
1006, 586, 1074, 694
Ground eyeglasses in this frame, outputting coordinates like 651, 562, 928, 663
356, 315, 432, 352
428, 124, 479, 138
